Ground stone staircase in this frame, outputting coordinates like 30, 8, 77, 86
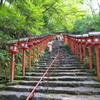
0, 41, 100, 100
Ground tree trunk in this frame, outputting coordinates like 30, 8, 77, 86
0, 0, 3, 6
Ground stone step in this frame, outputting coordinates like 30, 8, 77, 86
58, 58, 76, 60
40, 60, 81, 65
38, 59, 82, 62
6, 85, 100, 95
26, 72, 90, 76
26, 69, 87, 73
23, 76, 93, 81
0, 91, 29, 100
18, 80, 100, 88
0, 91, 100, 100
35, 67, 88, 70
35, 65, 85, 68
40, 58, 78, 61
35, 64, 84, 67
39, 59, 80, 62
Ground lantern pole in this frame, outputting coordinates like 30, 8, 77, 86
83, 45, 86, 65
79, 43, 82, 61
75, 36, 79, 58
88, 32, 100, 78
37, 44, 39, 59
77, 35, 82, 61
75, 36, 77, 56
88, 46, 92, 70
19, 40, 29, 76
86, 32, 93, 71
95, 45, 100, 78
22, 49, 26, 76
77, 35, 82, 58
28, 38, 34, 68
28, 47, 32, 68
82, 34, 88, 65
7, 43, 19, 82
34, 45, 37, 61
76, 42, 79, 58
10, 52, 15, 82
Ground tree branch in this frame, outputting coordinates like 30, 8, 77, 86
85, 1, 95, 15
43, 3, 55, 13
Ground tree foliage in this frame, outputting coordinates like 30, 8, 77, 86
0, 0, 86, 37
70, 14, 100, 34
1, 0, 100, 83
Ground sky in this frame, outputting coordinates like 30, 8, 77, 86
83, 0, 100, 14
3, 0, 13, 7
3, 0, 9, 5
92, 0, 100, 13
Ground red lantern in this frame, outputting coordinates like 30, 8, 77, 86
33, 41, 37, 45
88, 32, 100, 78
91, 32, 100, 46
81, 34, 88, 45
7, 43, 19, 54
19, 41, 29, 50
86, 32, 93, 45
7, 42, 19, 82
37, 40, 40, 44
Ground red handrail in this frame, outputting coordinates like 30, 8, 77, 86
26, 49, 59, 100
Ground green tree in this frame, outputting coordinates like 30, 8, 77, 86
1, 0, 86, 34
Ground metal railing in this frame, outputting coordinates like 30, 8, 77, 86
26, 47, 60, 100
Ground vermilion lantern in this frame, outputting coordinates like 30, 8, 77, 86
7, 43, 19, 54
28, 42, 33, 47
36, 40, 40, 59
7, 43, 19, 82
86, 32, 93, 45
19, 41, 29, 76
37, 40, 40, 44
28, 38, 34, 47
19, 41, 29, 50
33, 41, 37, 45
80, 34, 88, 65
74, 35, 79, 57
77, 35, 82, 44
28, 39, 34, 68
91, 32, 100, 46
74, 35, 78, 43
81, 34, 88, 45
89, 32, 100, 79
